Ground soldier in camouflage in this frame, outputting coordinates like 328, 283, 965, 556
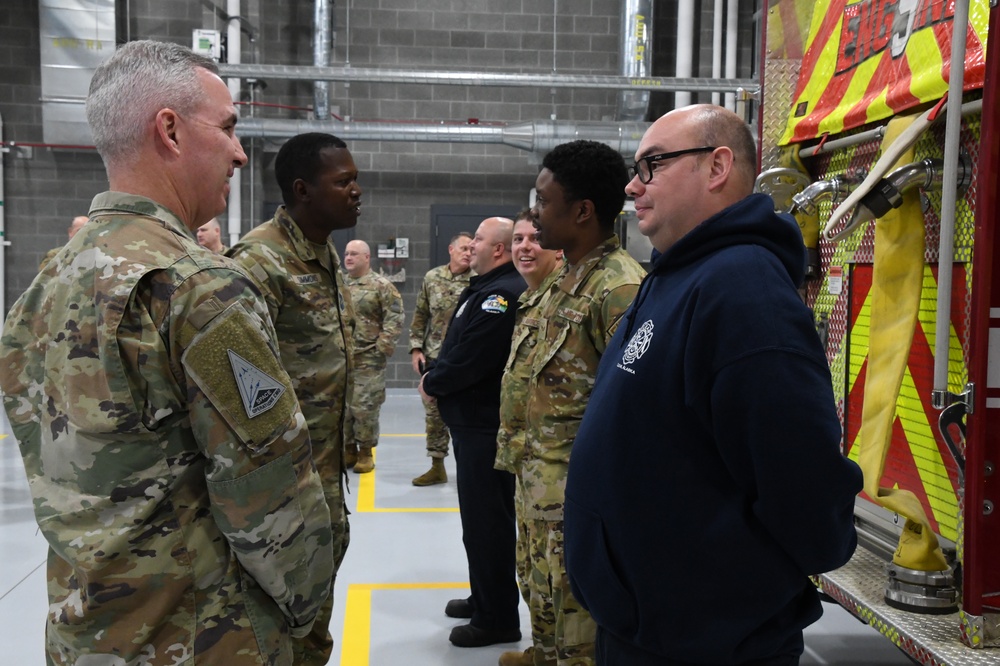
229, 132, 359, 666
197, 217, 229, 254
511, 141, 646, 666
495, 211, 563, 666
343, 239, 405, 473
0, 40, 335, 666
37, 215, 87, 271
407, 231, 473, 485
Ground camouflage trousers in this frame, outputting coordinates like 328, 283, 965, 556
422, 361, 451, 458
293, 407, 351, 666
515, 482, 531, 606
349, 351, 387, 449
292, 485, 350, 666
517, 491, 596, 664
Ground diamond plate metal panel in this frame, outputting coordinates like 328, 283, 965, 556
761, 59, 801, 171
818, 548, 1000, 664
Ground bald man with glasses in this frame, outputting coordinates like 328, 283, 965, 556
565, 104, 862, 666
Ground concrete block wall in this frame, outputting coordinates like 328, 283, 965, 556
0, 0, 758, 389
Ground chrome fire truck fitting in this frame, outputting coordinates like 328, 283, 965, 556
788, 170, 864, 216
833, 155, 972, 241
885, 562, 959, 615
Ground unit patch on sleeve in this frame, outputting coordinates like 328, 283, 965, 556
182, 300, 299, 453
481, 294, 509, 314
228, 349, 286, 417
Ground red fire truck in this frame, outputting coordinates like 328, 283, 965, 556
754, 0, 997, 662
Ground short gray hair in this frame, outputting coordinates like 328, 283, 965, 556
86, 40, 219, 166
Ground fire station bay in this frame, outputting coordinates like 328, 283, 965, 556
1, 1, 998, 665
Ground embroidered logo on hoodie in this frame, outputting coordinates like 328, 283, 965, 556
618, 320, 654, 374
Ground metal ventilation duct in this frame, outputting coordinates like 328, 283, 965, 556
235, 118, 650, 156
39, 0, 116, 145
618, 0, 654, 121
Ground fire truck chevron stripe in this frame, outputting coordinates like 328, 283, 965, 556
778, 0, 989, 144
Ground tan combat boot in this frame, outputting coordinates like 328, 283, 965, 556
411, 457, 447, 486
344, 443, 358, 469
498, 646, 534, 666
353, 446, 374, 474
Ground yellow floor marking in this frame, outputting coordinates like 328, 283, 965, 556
354, 441, 460, 514
340, 582, 470, 665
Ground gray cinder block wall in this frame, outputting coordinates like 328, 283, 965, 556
0, 0, 756, 388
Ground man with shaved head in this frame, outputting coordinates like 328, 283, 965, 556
343, 239, 404, 473
565, 105, 862, 665
419, 216, 526, 649
196, 217, 227, 253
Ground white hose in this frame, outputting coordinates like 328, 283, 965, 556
822, 103, 939, 241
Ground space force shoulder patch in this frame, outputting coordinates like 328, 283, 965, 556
228, 350, 286, 417
182, 301, 298, 453
481, 294, 509, 314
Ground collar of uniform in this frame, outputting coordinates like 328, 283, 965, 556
89, 191, 193, 240
469, 260, 516, 287
273, 205, 340, 267
558, 234, 623, 296
345, 270, 375, 286
520, 263, 563, 306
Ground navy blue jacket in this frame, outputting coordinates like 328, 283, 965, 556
565, 194, 863, 665
422, 261, 526, 431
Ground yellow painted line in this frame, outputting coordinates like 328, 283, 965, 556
354, 446, 460, 514
340, 582, 470, 665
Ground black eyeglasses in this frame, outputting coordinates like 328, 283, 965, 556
630, 147, 717, 184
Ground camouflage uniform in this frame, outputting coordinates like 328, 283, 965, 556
0, 192, 335, 666
38, 246, 62, 271
521, 237, 644, 665
229, 206, 354, 666
345, 270, 404, 449
495, 269, 561, 619
407, 263, 471, 458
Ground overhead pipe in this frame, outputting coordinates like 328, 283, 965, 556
234, 118, 649, 156
711, 0, 723, 106
675, 0, 695, 108
618, 0, 654, 121
216, 63, 756, 94
226, 0, 242, 246
725, 0, 739, 110
313, 0, 332, 121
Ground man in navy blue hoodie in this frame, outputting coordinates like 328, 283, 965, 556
564, 105, 863, 666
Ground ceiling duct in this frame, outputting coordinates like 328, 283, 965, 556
235, 118, 651, 156
39, 0, 115, 145
618, 0, 654, 121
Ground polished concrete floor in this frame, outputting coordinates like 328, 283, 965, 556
1, 390, 914, 665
